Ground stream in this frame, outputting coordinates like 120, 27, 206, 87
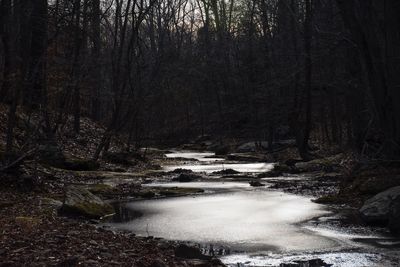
107, 151, 400, 266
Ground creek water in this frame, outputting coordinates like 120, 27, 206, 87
108, 151, 400, 266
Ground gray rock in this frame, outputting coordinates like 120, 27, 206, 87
172, 173, 202, 183
360, 186, 400, 224
294, 155, 343, 173
59, 186, 115, 219
249, 181, 266, 187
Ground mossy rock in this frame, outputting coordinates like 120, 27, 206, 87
88, 184, 115, 195
158, 187, 204, 197
60, 186, 114, 219
61, 202, 114, 219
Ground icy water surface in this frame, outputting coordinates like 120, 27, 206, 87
112, 182, 334, 252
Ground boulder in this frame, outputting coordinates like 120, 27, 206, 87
249, 181, 265, 187
294, 154, 343, 173
388, 196, 400, 236
168, 168, 193, 174
172, 173, 201, 183
59, 186, 115, 219
359, 186, 400, 225
212, 169, 239, 175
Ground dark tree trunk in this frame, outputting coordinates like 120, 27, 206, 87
90, 0, 101, 121
298, 0, 313, 159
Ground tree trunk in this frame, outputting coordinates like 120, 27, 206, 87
298, 0, 313, 159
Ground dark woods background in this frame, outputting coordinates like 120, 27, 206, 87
1, 0, 400, 160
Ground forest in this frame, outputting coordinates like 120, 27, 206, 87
1, 0, 400, 266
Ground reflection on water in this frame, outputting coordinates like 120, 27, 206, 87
111, 203, 142, 223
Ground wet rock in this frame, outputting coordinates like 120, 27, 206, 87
59, 186, 115, 219
249, 181, 265, 187
172, 173, 202, 183
169, 168, 193, 174
388, 196, 400, 236
360, 186, 400, 225
174, 244, 211, 260
212, 169, 239, 175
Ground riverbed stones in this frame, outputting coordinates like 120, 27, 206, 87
59, 186, 114, 219
360, 186, 400, 225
